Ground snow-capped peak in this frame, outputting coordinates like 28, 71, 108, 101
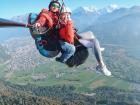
73, 6, 98, 14
73, 4, 119, 15
99, 4, 119, 14
82, 6, 98, 12
106, 4, 119, 12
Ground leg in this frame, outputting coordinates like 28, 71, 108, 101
92, 39, 104, 66
79, 38, 105, 66
79, 39, 93, 48
56, 41, 76, 63
92, 38, 112, 76
79, 38, 111, 76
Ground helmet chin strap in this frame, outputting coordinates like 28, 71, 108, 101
57, 0, 66, 22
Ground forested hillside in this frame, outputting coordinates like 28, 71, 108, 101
0, 80, 139, 105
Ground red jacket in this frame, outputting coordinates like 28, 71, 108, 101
36, 9, 59, 28
59, 20, 75, 44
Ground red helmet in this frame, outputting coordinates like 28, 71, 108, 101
49, 0, 61, 10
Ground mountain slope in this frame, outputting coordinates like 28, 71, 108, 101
0, 44, 10, 63
72, 5, 119, 31
72, 6, 100, 31
88, 13, 140, 46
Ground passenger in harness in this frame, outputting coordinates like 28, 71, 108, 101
55, 7, 76, 63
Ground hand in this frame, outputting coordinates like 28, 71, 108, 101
35, 23, 41, 28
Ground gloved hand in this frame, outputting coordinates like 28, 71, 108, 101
34, 23, 41, 28
33, 23, 45, 35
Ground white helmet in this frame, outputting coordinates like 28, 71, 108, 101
62, 7, 72, 14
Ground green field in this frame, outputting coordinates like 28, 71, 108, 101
1, 47, 140, 93
4, 61, 133, 93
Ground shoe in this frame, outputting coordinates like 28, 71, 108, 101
96, 64, 112, 76
100, 47, 105, 52
55, 57, 66, 63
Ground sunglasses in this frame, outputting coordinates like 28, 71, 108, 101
51, 3, 60, 8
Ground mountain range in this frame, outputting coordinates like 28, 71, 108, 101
72, 6, 140, 47
72, 4, 119, 31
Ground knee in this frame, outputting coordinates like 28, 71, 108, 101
93, 38, 99, 45
70, 45, 76, 54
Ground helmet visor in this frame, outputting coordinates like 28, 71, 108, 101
51, 3, 60, 8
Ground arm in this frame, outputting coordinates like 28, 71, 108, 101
36, 9, 53, 28
65, 20, 75, 44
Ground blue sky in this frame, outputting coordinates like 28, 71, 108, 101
0, 0, 140, 19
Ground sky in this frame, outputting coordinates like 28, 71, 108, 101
0, 0, 140, 19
